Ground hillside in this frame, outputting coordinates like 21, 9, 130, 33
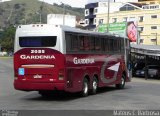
0, 0, 84, 28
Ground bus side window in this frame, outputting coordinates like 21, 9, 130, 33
71, 34, 79, 51
79, 36, 84, 51
84, 36, 90, 51
79, 36, 90, 52
104, 38, 109, 52
65, 33, 71, 52
95, 37, 101, 51
90, 36, 95, 51
121, 39, 124, 52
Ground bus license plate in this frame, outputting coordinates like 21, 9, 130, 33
33, 74, 42, 79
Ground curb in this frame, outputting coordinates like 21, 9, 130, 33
0, 57, 13, 59
132, 77, 160, 84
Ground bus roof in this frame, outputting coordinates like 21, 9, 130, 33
60, 25, 128, 39
17, 24, 128, 39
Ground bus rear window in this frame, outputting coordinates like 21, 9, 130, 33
19, 36, 57, 47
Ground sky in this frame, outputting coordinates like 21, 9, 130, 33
39, 0, 134, 8
40, 0, 87, 8
2, 0, 137, 8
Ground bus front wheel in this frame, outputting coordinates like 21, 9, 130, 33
116, 74, 126, 89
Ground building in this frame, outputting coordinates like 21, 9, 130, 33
47, 14, 76, 27
85, 0, 160, 45
85, 0, 138, 30
0, 0, 11, 2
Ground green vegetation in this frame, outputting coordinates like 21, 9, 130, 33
0, 0, 84, 27
0, 26, 16, 52
0, 0, 84, 52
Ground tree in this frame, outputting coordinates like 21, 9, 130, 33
0, 25, 16, 52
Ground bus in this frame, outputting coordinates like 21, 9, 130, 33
14, 24, 131, 97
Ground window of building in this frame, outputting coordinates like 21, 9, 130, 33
85, 19, 89, 25
123, 17, 128, 22
120, 4, 137, 11
151, 39, 156, 42
151, 26, 157, 30
129, 17, 136, 22
94, 8, 98, 14
139, 39, 144, 44
150, 2, 155, 4
139, 16, 144, 22
94, 18, 96, 24
138, 27, 144, 32
151, 15, 157, 19
99, 19, 104, 25
112, 18, 117, 23
85, 9, 89, 16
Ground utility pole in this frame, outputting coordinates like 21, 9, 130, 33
39, 0, 44, 24
61, 2, 66, 25
107, 0, 110, 33
151, 33, 158, 45
155, 33, 157, 45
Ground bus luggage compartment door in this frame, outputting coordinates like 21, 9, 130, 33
18, 65, 57, 83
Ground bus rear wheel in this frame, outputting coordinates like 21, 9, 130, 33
116, 74, 126, 89
80, 78, 89, 97
91, 77, 98, 95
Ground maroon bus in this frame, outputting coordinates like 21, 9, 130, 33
14, 24, 131, 97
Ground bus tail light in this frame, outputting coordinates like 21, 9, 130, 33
58, 69, 64, 80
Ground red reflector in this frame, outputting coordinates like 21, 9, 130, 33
59, 69, 64, 80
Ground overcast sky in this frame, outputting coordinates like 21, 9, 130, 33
40, 0, 87, 8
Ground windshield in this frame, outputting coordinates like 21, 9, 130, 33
19, 36, 57, 47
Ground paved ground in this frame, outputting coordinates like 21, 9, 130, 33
0, 58, 160, 111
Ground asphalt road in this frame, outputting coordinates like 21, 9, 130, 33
0, 58, 160, 111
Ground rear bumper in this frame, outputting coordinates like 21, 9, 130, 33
14, 80, 65, 91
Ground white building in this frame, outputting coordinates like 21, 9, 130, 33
0, 0, 11, 2
47, 14, 76, 27
86, 0, 138, 4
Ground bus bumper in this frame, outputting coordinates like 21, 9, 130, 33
14, 80, 65, 91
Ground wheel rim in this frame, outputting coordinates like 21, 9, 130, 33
121, 76, 125, 86
93, 79, 97, 91
84, 82, 88, 94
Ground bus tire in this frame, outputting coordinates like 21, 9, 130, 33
116, 74, 126, 89
80, 78, 89, 97
91, 77, 98, 95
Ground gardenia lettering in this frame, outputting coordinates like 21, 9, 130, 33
20, 55, 55, 60
73, 57, 95, 64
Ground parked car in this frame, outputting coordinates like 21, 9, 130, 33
135, 67, 145, 77
132, 61, 145, 77
147, 65, 160, 78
